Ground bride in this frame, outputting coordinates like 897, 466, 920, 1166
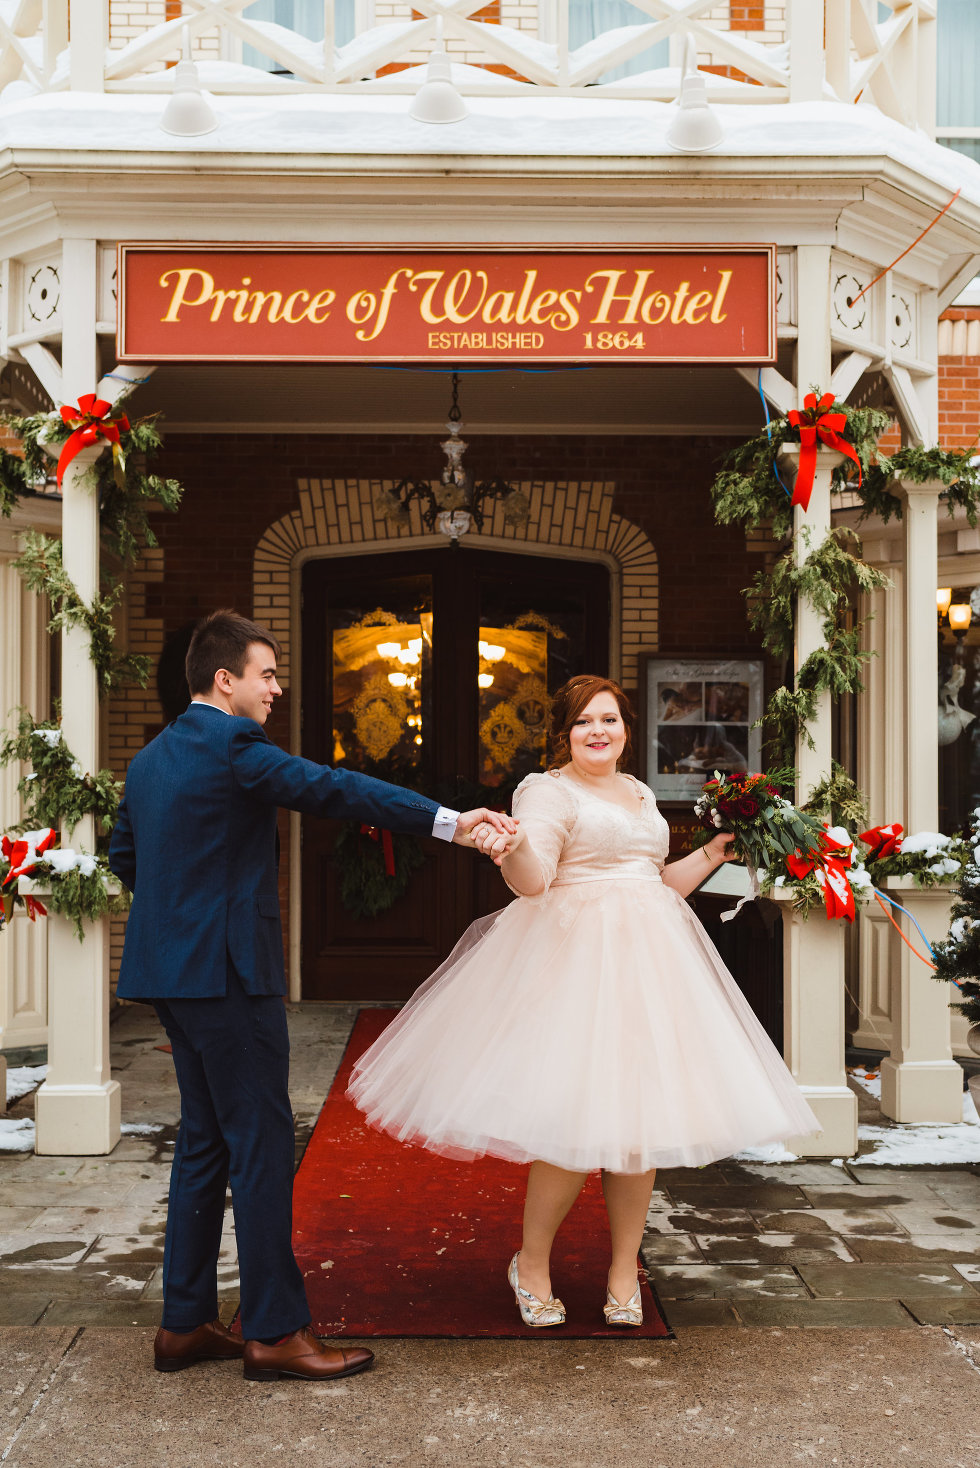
348, 675, 819, 1329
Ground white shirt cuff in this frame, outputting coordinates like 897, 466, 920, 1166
432, 806, 460, 842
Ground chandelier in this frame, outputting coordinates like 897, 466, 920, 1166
375, 371, 530, 541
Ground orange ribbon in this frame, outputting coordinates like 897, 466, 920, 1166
785, 829, 856, 922
858, 823, 903, 859
360, 824, 396, 877
786, 392, 863, 512
56, 394, 130, 488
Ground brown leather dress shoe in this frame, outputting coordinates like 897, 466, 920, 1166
154, 1319, 245, 1373
243, 1326, 374, 1382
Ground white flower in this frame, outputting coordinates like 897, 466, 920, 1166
712, 814, 724, 828
33, 727, 62, 748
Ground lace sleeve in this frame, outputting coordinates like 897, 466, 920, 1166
503, 774, 576, 898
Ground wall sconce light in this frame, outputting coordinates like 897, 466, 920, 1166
937, 587, 953, 621
948, 603, 973, 644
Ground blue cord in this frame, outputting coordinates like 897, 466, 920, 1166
103, 372, 154, 386
757, 367, 793, 501
872, 884, 945, 968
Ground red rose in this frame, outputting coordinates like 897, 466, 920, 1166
735, 796, 760, 817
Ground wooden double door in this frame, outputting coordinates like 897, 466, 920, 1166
300, 546, 609, 1000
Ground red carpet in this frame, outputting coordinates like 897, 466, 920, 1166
291, 1009, 670, 1338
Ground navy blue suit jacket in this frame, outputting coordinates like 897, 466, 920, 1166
108, 702, 441, 1000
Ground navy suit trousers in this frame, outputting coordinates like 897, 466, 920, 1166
153, 970, 311, 1340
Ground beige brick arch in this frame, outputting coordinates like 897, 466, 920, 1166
253, 478, 658, 686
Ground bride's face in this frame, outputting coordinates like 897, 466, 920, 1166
567, 691, 627, 776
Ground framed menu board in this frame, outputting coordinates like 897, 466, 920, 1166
640, 656, 764, 803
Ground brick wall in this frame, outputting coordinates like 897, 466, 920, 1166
939, 305, 980, 450
105, 428, 768, 987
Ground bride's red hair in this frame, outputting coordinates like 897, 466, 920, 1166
548, 675, 635, 771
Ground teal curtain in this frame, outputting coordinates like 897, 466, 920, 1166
937, 0, 980, 163
568, 0, 669, 84
243, 0, 355, 73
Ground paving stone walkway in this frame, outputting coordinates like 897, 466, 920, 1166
1, 1004, 979, 1332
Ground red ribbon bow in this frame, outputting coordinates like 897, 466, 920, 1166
786, 391, 863, 513
360, 824, 395, 878
858, 823, 904, 859
56, 394, 130, 488
784, 829, 856, 923
1, 829, 57, 887
23, 894, 48, 922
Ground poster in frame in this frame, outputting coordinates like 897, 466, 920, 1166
639, 655, 764, 804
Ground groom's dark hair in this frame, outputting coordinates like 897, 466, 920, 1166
185, 610, 282, 695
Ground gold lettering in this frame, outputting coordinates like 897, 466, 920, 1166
669, 282, 692, 325
552, 289, 582, 331
444, 269, 488, 325
305, 289, 336, 325
584, 269, 653, 325
640, 291, 671, 326
408, 270, 448, 325
281, 290, 311, 325
347, 289, 377, 326
247, 290, 283, 324
515, 270, 538, 325
353, 269, 412, 342
682, 289, 714, 325
208, 287, 250, 323
710, 269, 732, 324
529, 289, 558, 326
483, 290, 515, 324
160, 268, 214, 323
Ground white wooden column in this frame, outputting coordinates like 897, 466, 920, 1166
878, 476, 962, 1123
34, 238, 120, 1156
0, 536, 51, 1054
777, 242, 858, 1157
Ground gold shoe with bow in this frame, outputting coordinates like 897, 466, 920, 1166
603, 1283, 643, 1327
508, 1253, 566, 1328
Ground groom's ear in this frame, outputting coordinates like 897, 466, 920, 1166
213, 666, 235, 695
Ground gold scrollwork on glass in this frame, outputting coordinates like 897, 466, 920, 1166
351, 672, 410, 762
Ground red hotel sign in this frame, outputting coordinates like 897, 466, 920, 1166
117, 245, 776, 364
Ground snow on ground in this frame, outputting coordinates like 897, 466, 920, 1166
0, 1118, 36, 1152
0, 1118, 164, 1154
849, 1065, 980, 1166
5, 1064, 47, 1105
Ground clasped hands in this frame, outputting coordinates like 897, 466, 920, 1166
454, 808, 523, 866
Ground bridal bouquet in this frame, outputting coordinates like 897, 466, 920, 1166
694, 770, 826, 872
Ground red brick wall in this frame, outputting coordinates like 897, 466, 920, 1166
729, 2, 765, 28
939, 359, 980, 450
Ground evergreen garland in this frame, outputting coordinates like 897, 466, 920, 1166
0, 711, 121, 839
0, 410, 182, 695
26, 863, 120, 943
931, 811, 980, 1025
858, 445, 980, 527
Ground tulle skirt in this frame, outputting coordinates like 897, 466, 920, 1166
347, 878, 821, 1173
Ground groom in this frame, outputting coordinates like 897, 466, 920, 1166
109, 610, 516, 1382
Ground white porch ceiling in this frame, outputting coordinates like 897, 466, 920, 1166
125, 361, 769, 435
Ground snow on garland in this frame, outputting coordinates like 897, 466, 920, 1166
931, 808, 980, 1026
1, 827, 126, 941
